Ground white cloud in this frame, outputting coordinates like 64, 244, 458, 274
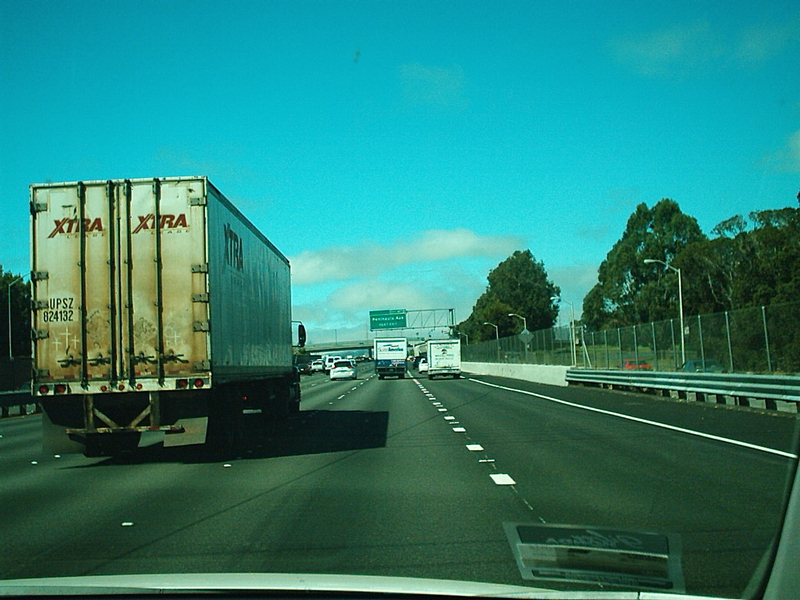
609, 21, 722, 77
294, 275, 483, 346
761, 129, 800, 173
328, 280, 433, 313
292, 255, 498, 344
735, 20, 800, 67
609, 17, 800, 77
290, 228, 524, 285
549, 263, 600, 321
399, 63, 468, 109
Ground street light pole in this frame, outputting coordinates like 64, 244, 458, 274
644, 258, 685, 366
508, 313, 527, 332
508, 313, 528, 362
551, 298, 577, 367
483, 322, 499, 362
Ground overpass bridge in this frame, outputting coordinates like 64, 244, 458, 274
304, 336, 450, 356
304, 340, 373, 355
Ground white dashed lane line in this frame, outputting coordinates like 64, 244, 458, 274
411, 378, 546, 521
490, 473, 516, 486
412, 378, 531, 493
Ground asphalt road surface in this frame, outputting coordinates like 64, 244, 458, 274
1, 365, 798, 597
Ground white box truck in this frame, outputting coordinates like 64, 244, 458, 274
427, 339, 461, 378
374, 337, 407, 379
30, 177, 303, 456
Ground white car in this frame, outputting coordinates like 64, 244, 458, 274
310, 359, 324, 372
329, 359, 357, 380
418, 358, 428, 373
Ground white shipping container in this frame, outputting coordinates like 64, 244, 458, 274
31, 177, 292, 393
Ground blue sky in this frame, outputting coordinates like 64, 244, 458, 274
2, 0, 798, 343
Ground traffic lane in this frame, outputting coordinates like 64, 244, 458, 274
0, 372, 537, 588
174, 376, 533, 585
0, 412, 42, 458
296, 372, 375, 412
1, 378, 385, 579
0, 386, 390, 579
418, 375, 793, 597
465, 374, 799, 455
222, 374, 538, 586
298, 364, 375, 395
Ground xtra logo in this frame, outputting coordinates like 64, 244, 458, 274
131, 214, 189, 234
48, 218, 103, 238
46, 214, 189, 238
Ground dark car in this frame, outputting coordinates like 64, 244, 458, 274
681, 359, 725, 373
293, 358, 312, 375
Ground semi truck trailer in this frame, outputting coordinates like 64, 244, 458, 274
30, 176, 302, 456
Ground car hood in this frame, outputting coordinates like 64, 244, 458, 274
0, 573, 728, 599
0, 573, 550, 598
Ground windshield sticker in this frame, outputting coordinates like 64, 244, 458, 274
504, 522, 684, 592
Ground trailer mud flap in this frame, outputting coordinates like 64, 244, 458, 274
135, 417, 208, 448
162, 417, 208, 448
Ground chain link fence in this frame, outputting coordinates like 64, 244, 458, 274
462, 301, 800, 374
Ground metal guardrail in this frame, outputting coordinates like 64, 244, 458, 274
566, 369, 800, 409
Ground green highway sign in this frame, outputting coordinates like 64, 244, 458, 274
369, 309, 407, 330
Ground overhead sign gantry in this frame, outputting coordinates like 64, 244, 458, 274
369, 308, 455, 332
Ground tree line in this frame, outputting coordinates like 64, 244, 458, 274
1, 269, 32, 361
582, 199, 799, 330
457, 199, 799, 341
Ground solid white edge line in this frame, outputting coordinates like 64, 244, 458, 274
468, 378, 798, 460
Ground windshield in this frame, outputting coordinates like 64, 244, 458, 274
1, 1, 799, 599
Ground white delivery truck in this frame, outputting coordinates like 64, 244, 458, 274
30, 177, 303, 456
427, 339, 461, 378
374, 337, 407, 379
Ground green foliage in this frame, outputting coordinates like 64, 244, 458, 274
677, 207, 800, 314
582, 199, 706, 330
582, 199, 800, 332
457, 250, 560, 343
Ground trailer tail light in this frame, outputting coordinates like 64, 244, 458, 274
136, 383, 143, 390
176, 379, 189, 389
38, 385, 50, 395
193, 379, 204, 388
100, 385, 108, 392
54, 384, 67, 394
